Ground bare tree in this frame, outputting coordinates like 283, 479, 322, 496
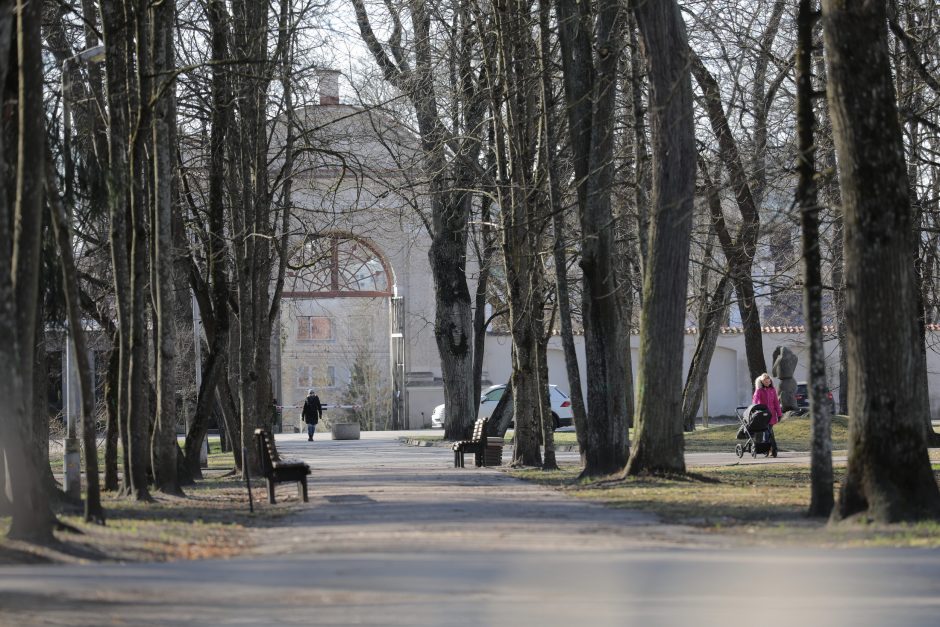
151, 0, 184, 496
538, 0, 587, 454
555, 0, 630, 477
0, 0, 57, 540
822, 0, 940, 522
352, 0, 484, 441
795, 0, 832, 518
477, 0, 553, 466
625, 0, 696, 476
46, 155, 106, 524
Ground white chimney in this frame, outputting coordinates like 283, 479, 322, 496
318, 70, 340, 105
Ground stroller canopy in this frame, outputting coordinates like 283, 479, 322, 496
743, 404, 773, 432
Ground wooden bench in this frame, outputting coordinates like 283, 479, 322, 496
453, 417, 500, 468
254, 429, 310, 504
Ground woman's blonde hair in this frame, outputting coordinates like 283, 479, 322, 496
754, 373, 773, 391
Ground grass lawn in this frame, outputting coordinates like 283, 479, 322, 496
684, 413, 849, 453
3, 439, 291, 564
510, 462, 940, 548
48, 436, 234, 473
410, 413, 850, 453
0, 468, 298, 564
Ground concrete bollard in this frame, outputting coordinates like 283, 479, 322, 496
331, 422, 361, 440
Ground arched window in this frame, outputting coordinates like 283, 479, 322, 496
284, 233, 394, 298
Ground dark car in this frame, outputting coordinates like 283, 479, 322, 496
795, 381, 837, 414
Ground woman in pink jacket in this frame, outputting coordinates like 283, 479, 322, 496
752, 372, 783, 425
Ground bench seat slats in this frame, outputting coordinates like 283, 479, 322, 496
254, 429, 310, 504
453, 417, 503, 468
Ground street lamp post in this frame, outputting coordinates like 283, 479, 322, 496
60, 44, 105, 502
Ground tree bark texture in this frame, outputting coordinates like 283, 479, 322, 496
796, 0, 833, 519
556, 0, 630, 477
124, 0, 154, 501
822, 0, 940, 522
150, 0, 182, 496
101, 0, 135, 493
485, 0, 548, 467
352, 0, 479, 441
539, 0, 587, 459
626, 0, 696, 476
229, 0, 279, 475
4, 0, 55, 540
682, 276, 731, 432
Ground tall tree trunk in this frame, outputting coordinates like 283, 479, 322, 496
626, 0, 696, 476
352, 0, 480, 441
536, 319, 557, 470
230, 0, 271, 476
471, 197, 496, 417
539, 0, 587, 459
102, 0, 134, 494
890, 1, 940, 446
150, 0, 182, 496
3, 0, 55, 540
823, 0, 940, 522
103, 340, 121, 490
556, 0, 630, 477
797, 0, 833, 518
46, 155, 106, 523
124, 0, 154, 501
484, 0, 546, 467
682, 277, 731, 432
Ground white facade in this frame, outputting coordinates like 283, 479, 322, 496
478, 328, 940, 423
276, 79, 940, 429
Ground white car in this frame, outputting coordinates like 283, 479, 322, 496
479, 384, 574, 430
431, 384, 575, 430
430, 403, 445, 428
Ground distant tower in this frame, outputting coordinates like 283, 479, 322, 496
318, 69, 340, 105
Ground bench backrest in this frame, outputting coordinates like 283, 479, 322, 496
471, 417, 487, 443
254, 429, 279, 477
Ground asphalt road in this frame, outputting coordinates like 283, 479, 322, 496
1, 431, 938, 626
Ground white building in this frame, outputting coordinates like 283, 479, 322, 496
275, 73, 940, 428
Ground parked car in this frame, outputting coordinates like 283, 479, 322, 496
795, 382, 836, 414
430, 403, 445, 428
479, 384, 574, 430
429, 384, 575, 430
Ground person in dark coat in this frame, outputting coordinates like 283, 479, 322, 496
302, 389, 322, 441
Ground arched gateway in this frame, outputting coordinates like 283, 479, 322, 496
280, 232, 406, 429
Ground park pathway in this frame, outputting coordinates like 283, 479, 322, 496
0, 431, 938, 626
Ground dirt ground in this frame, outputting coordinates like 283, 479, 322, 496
3, 433, 940, 565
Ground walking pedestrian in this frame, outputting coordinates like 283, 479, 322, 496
752, 373, 783, 425
302, 389, 322, 441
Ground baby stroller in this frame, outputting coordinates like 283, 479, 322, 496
735, 404, 778, 458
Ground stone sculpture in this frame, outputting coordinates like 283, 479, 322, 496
772, 346, 799, 411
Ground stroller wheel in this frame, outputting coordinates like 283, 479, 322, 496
735, 444, 744, 458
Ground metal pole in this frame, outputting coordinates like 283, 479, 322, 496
63, 327, 82, 500
61, 62, 82, 500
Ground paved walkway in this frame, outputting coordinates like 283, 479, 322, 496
1, 431, 938, 626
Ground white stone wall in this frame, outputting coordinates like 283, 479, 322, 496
480, 331, 940, 420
